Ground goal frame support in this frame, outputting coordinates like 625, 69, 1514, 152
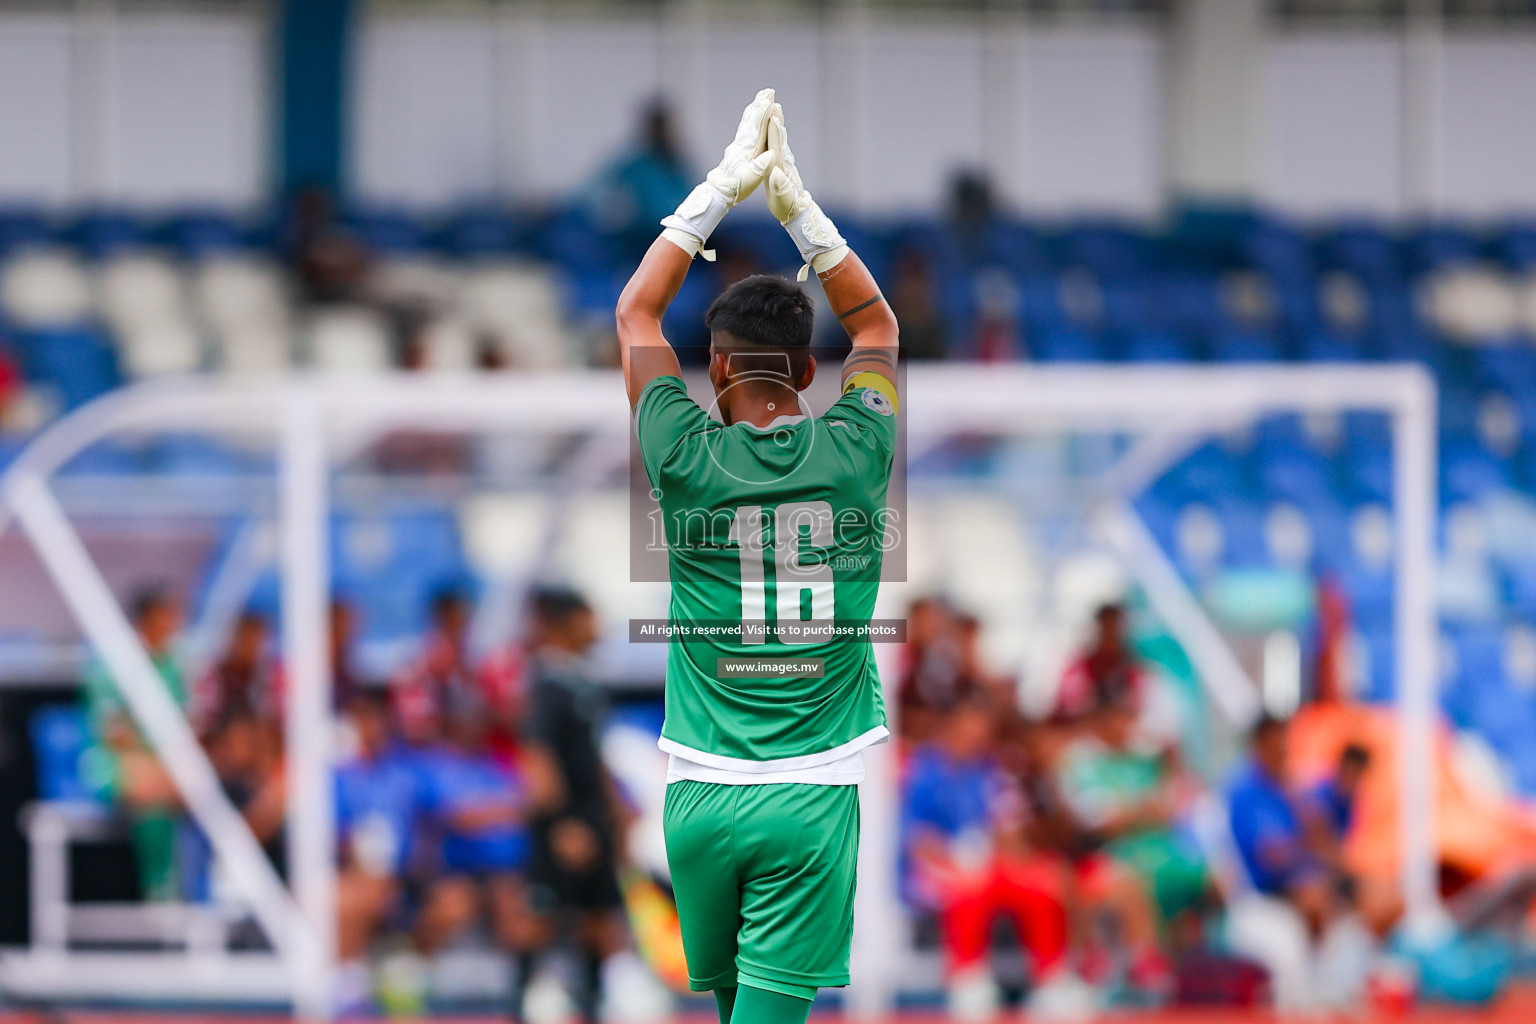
0, 365, 1439, 1018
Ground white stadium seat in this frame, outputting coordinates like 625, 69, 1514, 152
0, 250, 94, 327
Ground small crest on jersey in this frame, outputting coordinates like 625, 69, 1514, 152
860, 387, 894, 416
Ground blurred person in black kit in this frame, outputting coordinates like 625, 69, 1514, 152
516, 587, 631, 1023
1052, 603, 1145, 725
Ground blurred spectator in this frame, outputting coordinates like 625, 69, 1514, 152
413, 701, 539, 963
334, 693, 423, 1014
391, 588, 519, 745
0, 341, 20, 428
901, 695, 1073, 1019
1012, 724, 1169, 994
1224, 715, 1371, 1013
1301, 742, 1370, 857
949, 169, 997, 264
589, 98, 693, 261
194, 610, 282, 737
517, 586, 630, 1023
1055, 696, 1209, 934
898, 597, 982, 743
887, 247, 948, 361
204, 708, 287, 877
286, 185, 371, 305
80, 585, 188, 901
1054, 603, 1145, 724
331, 597, 361, 710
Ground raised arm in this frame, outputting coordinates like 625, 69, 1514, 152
615, 88, 778, 407
764, 106, 899, 390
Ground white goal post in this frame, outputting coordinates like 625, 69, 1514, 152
0, 365, 1437, 1019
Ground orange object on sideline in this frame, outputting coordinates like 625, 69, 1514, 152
1288, 702, 1536, 882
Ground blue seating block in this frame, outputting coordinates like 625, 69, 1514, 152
30, 705, 97, 803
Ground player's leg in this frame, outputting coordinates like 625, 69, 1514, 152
662, 780, 744, 997
713, 985, 738, 1024
414, 875, 480, 954
730, 983, 813, 1024
733, 784, 858, 1001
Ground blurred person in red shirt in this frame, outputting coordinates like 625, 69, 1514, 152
391, 588, 523, 751
1054, 603, 1145, 725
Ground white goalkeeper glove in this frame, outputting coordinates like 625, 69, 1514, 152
660, 87, 777, 260
764, 104, 849, 281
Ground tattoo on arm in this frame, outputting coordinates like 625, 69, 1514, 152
842, 348, 897, 378
835, 294, 885, 321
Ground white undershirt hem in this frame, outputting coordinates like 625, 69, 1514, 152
666, 749, 866, 786
660, 725, 888, 786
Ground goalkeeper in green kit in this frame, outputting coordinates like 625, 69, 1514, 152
615, 88, 899, 1024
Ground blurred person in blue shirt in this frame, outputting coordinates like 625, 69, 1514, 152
1303, 743, 1370, 849
901, 695, 1073, 1012
1226, 715, 1341, 934
334, 693, 423, 1009
413, 696, 539, 960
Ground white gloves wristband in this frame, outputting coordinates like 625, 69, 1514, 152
784, 203, 848, 279
660, 183, 731, 255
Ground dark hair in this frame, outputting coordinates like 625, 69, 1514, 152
529, 585, 591, 626
130, 585, 175, 624
706, 275, 814, 361
1340, 743, 1371, 769
431, 587, 470, 619
1251, 713, 1288, 743
1095, 602, 1126, 623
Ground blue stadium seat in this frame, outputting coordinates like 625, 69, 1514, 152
59, 443, 142, 476
333, 509, 472, 642
1441, 439, 1510, 504
30, 705, 99, 803
536, 207, 621, 272
151, 435, 254, 476
0, 207, 56, 255
1405, 223, 1480, 274
1099, 280, 1150, 332
68, 211, 148, 258
1162, 274, 1223, 334
1299, 330, 1361, 362
1123, 329, 1192, 363
1474, 344, 1536, 394
1060, 222, 1146, 278
1304, 495, 1354, 572
443, 207, 523, 258
1211, 328, 1280, 362
1258, 447, 1333, 506
1016, 276, 1067, 332
1356, 625, 1394, 702
1325, 221, 1400, 285
350, 209, 429, 253
1240, 223, 1312, 284
1167, 441, 1248, 503
1031, 327, 1101, 363
160, 210, 249, 257
1213, 497, 1269, 567
17, 327, 121, 410
1500, 221, 1536, 270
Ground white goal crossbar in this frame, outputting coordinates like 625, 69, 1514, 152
0, 366, 1438, 1018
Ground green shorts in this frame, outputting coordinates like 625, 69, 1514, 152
663, 780, 860, 1000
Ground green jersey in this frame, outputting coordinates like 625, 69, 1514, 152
636, 374, 897, 770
